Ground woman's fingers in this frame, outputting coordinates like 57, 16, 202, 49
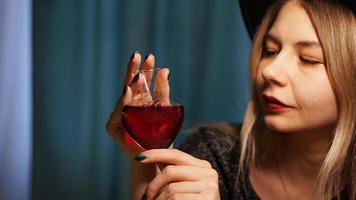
155, 190, 201, 200
142, 53, 155, 70
106, 52, 164, 156
142, 54, 155, 88
137, 149, 212, 168
164, 193, 201, 200
137, 149, 219, 199
107, 52, 159, 133
130, 73, 145, 101
124, 52, 155, 86
154, 68, 171, 106
106, 86, 132, 134
105, 86, 147, 155
123, 52, 141, 85
137, 149, 220, 200
155, 181, 202, 200
147, 166, 218, 199
150, 165, 217, 185
155, 181, 219, 200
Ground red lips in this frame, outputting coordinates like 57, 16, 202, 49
262, 94, 290, 110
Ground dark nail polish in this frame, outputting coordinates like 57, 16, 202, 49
167, 73, 170, 81
145, 53, 153, 60
135, 153, 148, 161
141, 193, 147, 200
130, 51, 138, 60
122, 85, 128, 95
132, 73, 140, 83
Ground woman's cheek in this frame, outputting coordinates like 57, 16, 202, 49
293, 83, 338, 129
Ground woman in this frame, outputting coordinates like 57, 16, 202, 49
106, 0, 355, 199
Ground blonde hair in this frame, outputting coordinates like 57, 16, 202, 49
238, 0, 356, 199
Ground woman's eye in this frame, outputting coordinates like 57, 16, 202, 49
300, 57, 321, 66
262, 49, 278, 57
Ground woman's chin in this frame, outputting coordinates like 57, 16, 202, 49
264, 116, 296, 133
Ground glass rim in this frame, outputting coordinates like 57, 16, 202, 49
128, 100, 183, 107
138, 68, 162, 73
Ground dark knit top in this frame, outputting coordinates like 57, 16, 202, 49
178, 123, 257, 200
178, 123, 350, 200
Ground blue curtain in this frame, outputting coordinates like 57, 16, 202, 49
31, 0, 251, 199
0, 0, 32, 199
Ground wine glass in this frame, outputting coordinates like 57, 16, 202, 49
121, 68, 184, 149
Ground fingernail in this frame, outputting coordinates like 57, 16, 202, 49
130, 51, 139, 60
141, 193, 147, 200
122, 85, 128, 95
167, 73, 170, 81
135, 153, 148, 161
144, 53, 154, 61
132, 73, 140, 83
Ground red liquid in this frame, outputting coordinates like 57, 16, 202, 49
122, 105, 184, 149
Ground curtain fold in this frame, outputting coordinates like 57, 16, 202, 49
33, 0, 251, 199
0, 0, 32, 199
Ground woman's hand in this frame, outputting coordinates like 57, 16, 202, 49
136, 149, 220, 200
105, 52, 170, 157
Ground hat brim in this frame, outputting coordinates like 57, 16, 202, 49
239, 0, 274, 39
239, 0, 355, 40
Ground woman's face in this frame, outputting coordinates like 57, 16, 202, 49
256, 1, 338, 133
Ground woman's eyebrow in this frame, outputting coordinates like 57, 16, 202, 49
265, 32, 321, 49
295, 40, 321, 49
264, 33, 281, 45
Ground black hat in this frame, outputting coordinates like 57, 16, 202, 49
239, 0, 356, 39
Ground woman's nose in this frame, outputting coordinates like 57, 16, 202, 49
261, 52, 289, 86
